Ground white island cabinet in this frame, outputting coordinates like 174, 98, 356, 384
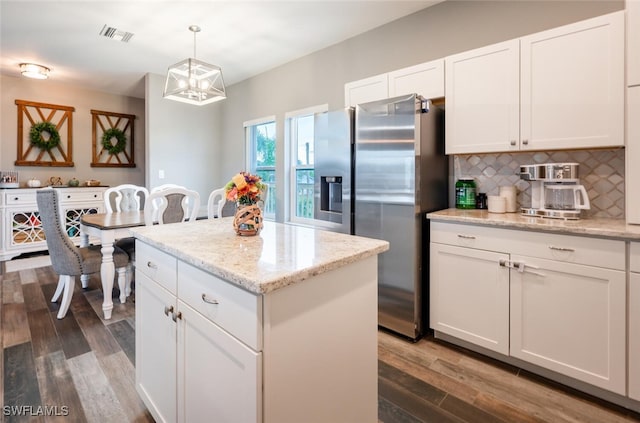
131, 219, 388, 423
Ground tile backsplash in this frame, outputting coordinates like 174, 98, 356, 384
453, 149, 625, 219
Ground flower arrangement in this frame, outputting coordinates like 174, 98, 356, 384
225, 172, 266, 207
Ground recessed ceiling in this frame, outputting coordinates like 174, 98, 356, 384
0, 1, 442, 98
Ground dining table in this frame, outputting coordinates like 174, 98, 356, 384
80, 211, 145, 319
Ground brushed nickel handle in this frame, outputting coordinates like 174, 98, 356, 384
457, 234, 476, 240
201, 293, 219, 305
164, 305, 173, 316
549, 245, 575, 252
147, 261, 157, 269
172, 311, 182, 322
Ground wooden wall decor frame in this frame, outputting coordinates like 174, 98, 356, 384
91, 109, 136, 168
15, 100, 75, 167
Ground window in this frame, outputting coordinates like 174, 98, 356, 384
244, 117, 276, 219
285, 105, 327, 223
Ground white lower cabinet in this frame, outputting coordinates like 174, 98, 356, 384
430, 243, 509, 354
178, 301, 261, 423
430, 222, 626, 395
509, 255, 625, 394
629, 242, 640, 401
136, 241, 261, 423
135, 272, 177, 423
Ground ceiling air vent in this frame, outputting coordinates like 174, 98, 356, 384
99, 25, 134, 43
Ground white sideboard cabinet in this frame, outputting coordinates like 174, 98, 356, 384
430, 222, 626, 395
0, 187, 107, 262
629, 242, 640, 401
445, 11, 624, 154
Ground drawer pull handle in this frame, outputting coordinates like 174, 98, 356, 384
549, 245, 575, 252
147, 261, 158, 269
172, 311, 182, 322
510, 140, 516, 146
164, 305, 174, 316
201, 294, 219, 305
457, 234, 476, 240
14, 197, 19, 201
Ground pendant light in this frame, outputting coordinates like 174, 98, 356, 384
163, 25, 226, 105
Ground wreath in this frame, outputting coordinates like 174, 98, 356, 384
29, 121, 60, 151
101, 128, 127, 155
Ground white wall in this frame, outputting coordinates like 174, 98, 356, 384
217, 0, 623, 222
145, 73, 223, 211
0, 74, 145, 187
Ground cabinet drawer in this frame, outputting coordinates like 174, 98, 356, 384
178, 261, 262, 351
56, 189, 103, 202
430, 221, 624, 270
136, 241, 177, 294
4, 191, 36, 205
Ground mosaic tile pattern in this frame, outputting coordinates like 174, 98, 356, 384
453, 148, 625, 219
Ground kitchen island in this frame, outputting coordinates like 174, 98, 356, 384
129, 218, 389, 423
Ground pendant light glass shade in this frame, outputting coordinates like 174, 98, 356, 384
163, 26, 226, 105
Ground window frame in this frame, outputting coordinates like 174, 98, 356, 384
285, 104, 328, 226
243, 116, 276, 220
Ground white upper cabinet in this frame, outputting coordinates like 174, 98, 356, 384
388, 59, 444, 99
626, 86, 640, 223
445, 40, 520, 154
520, 12, 624, 151
445, 11, 625, 154
629, 0, 640, 86
344, 73, 388, 107
345, 59, 445, 107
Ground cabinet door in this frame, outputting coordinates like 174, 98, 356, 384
135, 272, 177, 423
388, 59, 444, 99
520, 12, 624, 151
627, 87, 640, 223
629, 0, 640, 86
61, 202, 102, 240
510, 255, 625, 395
177, 302, 261, 423
445, 39, 520, 154
631, 271, 640, 401
344, 73, 388, 107
430, 243, 510, 354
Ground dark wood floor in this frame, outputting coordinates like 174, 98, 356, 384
2, 263, 640, 423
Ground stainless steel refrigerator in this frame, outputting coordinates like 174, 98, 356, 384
314, 93, 448, 340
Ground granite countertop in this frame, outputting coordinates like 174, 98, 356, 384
129, 218, 389, 295
427, 208, 640, 241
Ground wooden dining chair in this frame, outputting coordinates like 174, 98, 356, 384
37, 189, 130, 319
207, 187, 226, 219
144, 187, 201, 225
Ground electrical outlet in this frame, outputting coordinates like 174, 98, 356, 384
159, 169, 165, 179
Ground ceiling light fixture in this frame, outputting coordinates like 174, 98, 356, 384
163, 25, 226, 106
20, 63, 50, 79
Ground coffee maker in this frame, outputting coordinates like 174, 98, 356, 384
519, 162, 590, 220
